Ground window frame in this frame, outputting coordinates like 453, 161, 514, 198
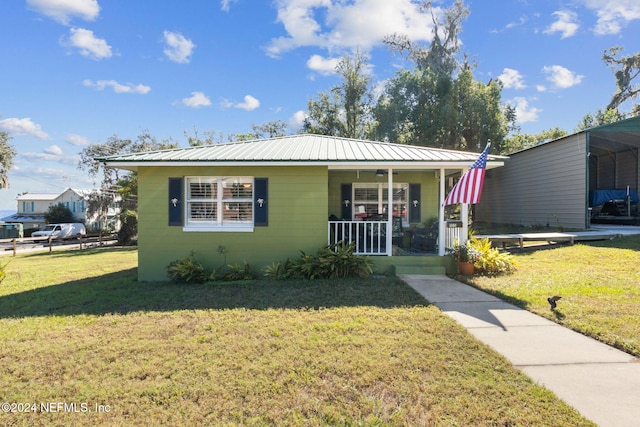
352, 182, 409, 226
183, 176, 254, 232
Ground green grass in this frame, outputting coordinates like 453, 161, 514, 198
463, 235, 640, 357
0, 247, 592, 426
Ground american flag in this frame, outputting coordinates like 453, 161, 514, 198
443, 143, 491, 206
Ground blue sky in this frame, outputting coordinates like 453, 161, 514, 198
1, 0, 639, 210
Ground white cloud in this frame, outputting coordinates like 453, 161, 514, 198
235, 95, 260, 111
180, 92, 212, 108
44, 145, 63, 156
266, 0, 435, 57
497, 68, 526, 89
163, 31, 196, 64
505, 16, 528, 30
306, 54, 340, 75
0, 117, 49, 139
581, 0, 640, 35
83, 79, 151, 94
221, 95, 261, 111
542, 65, 584, 89
66, 27, 112, 59
66, 134, 90, 146
26, 0, 100, 25
289, 110, 307, 130
544, 10, 579, 38
220, 0, 238, 12
508, 97, 542, 124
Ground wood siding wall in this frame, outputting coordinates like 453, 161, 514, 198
476, 134, 587, 229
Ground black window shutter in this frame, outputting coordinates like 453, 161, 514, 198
254, 178, 268, 226
409, 183, 421, 223
341, 183, 352, 220
168, 177, 183, 226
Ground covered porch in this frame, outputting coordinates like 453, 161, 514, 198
326, 166, 471, 256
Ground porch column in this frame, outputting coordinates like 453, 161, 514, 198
461, 203, 469, 245
387, 168, 393, 256
438, 168, 446, 255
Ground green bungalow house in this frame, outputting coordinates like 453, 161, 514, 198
99, 134, 506, 281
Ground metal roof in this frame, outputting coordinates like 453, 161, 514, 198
507, 115, 640, 157
98, 134, 506, 168
16, 193, 59, 201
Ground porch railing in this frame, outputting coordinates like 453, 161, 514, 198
328, 221, 389, 255
444, 220, 464, 250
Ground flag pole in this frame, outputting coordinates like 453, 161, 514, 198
442, 142, 491, 247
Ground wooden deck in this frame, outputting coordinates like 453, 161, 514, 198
475, 232, 577, 249
476, 230, 625, 249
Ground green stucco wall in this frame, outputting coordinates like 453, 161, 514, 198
137, 166, 328, 281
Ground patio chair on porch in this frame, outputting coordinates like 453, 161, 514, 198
411, 222, 438, 253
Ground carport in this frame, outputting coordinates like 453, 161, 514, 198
588, 117, 640, 224
476, 116, 640, 229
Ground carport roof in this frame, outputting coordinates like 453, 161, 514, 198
587, 115, 640, 156
98, 134, 506, 170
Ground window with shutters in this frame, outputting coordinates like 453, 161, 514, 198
185, 177, 253, 231
352, 183, 408, 225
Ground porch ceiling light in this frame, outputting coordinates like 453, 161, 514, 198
375, 169, 397, 176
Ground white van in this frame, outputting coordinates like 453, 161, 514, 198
32, 223, 87, 241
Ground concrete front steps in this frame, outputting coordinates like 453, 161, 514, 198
373, 255, 449, 276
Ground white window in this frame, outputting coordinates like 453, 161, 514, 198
353, 183, 408, 224
185, 177, 253, 232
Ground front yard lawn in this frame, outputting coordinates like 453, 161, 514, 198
0, 248, 592, 426
463, 235, 640, 357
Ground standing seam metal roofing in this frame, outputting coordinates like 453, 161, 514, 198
97, 134, 505, 163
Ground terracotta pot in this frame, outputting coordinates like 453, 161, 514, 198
457, 261, 475, 275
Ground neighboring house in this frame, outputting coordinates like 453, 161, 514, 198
3, 188, 120, 232
476, 116, 640, 230
99, 134, 505, 281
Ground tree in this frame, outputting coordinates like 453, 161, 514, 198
575, 109, 624, 132
303, 50, 373, 139
383, 0, 468, 75
603, 47, 640, 112
78, 131, 178, 241
0, 130, 16, 189
502, 127, 568, 154
184, 128, 225, 146
251, 120, 288, 139
44, 203, 76, 224
373, 1, 514, 152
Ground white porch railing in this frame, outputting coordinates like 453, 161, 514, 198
444, 221, 464, 250
328, 221, 389, 255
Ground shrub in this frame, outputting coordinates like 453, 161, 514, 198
467, 237, 517, 275
316, 242, 373, 278
118, 209, 138, 245
216, 261, 258, 281
263, 260, 291, 280
167, 253, 207, 284
44, 202, 77, 224
265, 242, 372, 280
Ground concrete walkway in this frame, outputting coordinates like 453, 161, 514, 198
401, 274, 640, 427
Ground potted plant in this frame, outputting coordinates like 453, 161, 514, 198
449, 241, 478, 275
